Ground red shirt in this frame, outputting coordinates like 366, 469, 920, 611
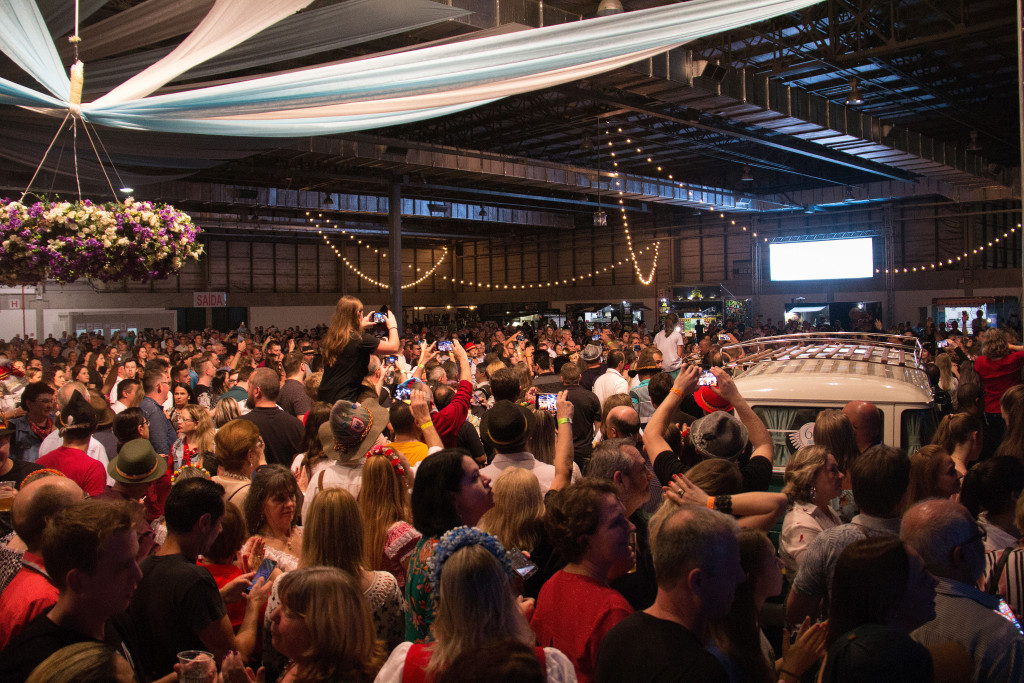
530, 570, 633, 683
37, 446, 106, 497
201, 562, 245, 629
975, 350, 1024, 413
432, 380, 473, 449
0, 552, 57, 650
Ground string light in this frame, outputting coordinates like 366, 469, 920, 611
436, 245, 658, 289
317, 229, 447, 289
875, 225, 1018, 274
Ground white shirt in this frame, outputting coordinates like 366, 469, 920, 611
592, 368, 629, 409
39, 431, 114, 486
654, 329, 685, 371
111, 400, 129, 415
375, 642, 577, 683
481, 451, 557, 494
301, 459, 364, 523
779, 502, 841, 575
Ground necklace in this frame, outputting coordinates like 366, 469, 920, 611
220, 471, 250, 482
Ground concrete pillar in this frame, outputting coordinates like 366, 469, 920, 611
389, 181, 403, 326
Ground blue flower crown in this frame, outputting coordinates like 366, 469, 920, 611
426, 526, 517, 593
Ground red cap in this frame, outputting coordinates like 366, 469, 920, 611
695, 385, 733, 414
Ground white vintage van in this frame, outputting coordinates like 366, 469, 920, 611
723, 333, 937, 469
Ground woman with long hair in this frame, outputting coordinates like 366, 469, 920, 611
812, 409, 860, 522
213, 397, 242, 428
709, 530, 826, 683
376, 527, 575, 682
934, 353, 959, 409
170, 403, 216, 472
406, 448, 493, 642
241, 464, 303, 572
931, 413, 983, 480
995, 384, 1024, 459
290, 402, 331, 494
262, 488, 404, 680
224, 566, 384, 683
478, 467, 546, 554
211, 368, 232, 404
166, 382, 191, 424
318, 295, 400, 404
905, 445, 961, 508
358, 446, 421, 589
780, 445, 843, 575
974, 328, 1024, 447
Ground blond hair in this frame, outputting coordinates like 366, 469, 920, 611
321, 296, 363, 367
301, 487, 364, 577
277, 566, 384, 681
357, 452, 412, 571
782, 445, 830, 504
428, 544, 534, 675
478, 468, 545, 552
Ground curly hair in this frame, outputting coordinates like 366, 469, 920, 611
981, 328, 1009, 359
543, 478, 618, 563
782, 445, 830, 504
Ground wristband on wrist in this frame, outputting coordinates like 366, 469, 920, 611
417, 363, 425, 369
669, 387, 684, 398
420, 421, 434, 431
714, 495, 733, 515
778, 668, 800, 681
705, 497, 714, 509
557, 417, 571, 426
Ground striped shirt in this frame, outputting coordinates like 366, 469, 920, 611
983, 546, 1024, 619
912, 577, 1024, 683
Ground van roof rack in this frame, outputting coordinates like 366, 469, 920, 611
718, 332, 924, 371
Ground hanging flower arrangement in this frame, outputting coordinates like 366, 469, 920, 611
0, 197, 203, 286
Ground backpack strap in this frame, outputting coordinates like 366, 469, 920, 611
986, 547, 1015, 596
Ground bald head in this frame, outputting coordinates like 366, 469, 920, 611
12, 476, 84, 551
843, 400, 882, 452
901, 498, 982, 583
606, 406, 641, 440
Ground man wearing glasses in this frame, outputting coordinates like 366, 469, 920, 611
9, 384, 56, 463
140, 366, 177, 457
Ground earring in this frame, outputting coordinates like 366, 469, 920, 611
810, 486, 817, 499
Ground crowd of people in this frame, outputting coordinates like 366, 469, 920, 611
0, 294, 1021, 682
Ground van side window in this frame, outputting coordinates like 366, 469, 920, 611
901, 408, 938, 455
752, 406, 849, 468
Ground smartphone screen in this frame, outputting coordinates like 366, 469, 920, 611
697, 370, 717, 387
537, 393, 557, 412
385, 355, 398, 364
437, 340, 453, 352
719, 333, 730, 342
372, 312, 386, 323
394, 384, 412, 401
507, 549, 538, 580
592, 334, 600, 341
936, 340, 949, 348
247, 558, 277, 593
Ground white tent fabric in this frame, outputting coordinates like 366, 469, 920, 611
2, 0, 822, 138
79, 0, 470, 96
95, 0, 316, 104
55, 0, 215, 63
0, 0, 68, 98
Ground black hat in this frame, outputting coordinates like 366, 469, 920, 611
481, 400, 536, 449
59, 392, 97, 432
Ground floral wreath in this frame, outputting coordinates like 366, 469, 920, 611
171, 463, 210, 485
426, 526, 517, 594
366, 444, 405, 477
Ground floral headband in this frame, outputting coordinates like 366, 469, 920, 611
171, 463, 210, 485
366, 444, 405, 477
427, 526, 517, 594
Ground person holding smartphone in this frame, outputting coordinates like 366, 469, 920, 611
318, 296, 400, 404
